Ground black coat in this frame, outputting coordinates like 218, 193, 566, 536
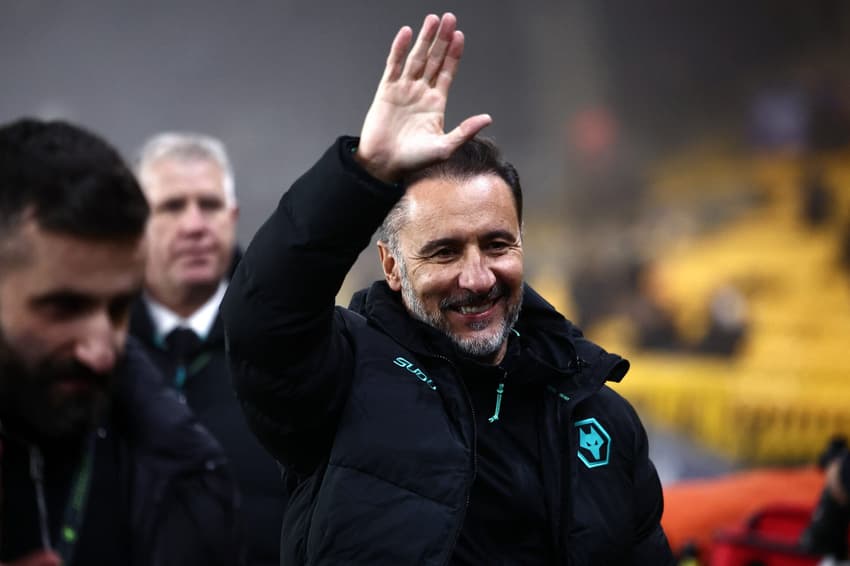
222, 137, 675, 565
130, 295, 287, 566
0, 337, 242, 565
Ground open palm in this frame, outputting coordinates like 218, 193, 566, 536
356, 13, 492, 183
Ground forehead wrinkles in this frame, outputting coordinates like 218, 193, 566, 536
26, 223, 144, 289
401, 196, 462, 237
400, 179, 520, 251
143, 157, 226, 200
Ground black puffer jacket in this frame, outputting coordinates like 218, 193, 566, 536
222, 137, 674, 565
0, 337, 243, 565
118, 337, 243, 565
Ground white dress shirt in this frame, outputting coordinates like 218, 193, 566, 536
144, 281, 228, 341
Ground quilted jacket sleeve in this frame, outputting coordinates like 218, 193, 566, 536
221, 137, 403, 474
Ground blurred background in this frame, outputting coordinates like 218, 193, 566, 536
3, 0, 850, 519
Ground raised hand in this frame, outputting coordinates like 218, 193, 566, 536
355, 12, 492, 184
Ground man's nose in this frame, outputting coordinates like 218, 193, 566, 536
179, 201, 207, 233
74, 314, 121, 374
458, 249, 496, 294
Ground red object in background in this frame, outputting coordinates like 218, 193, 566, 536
663, 467, 826, 555
708, 504, 823, 565
567, 106, 618, 160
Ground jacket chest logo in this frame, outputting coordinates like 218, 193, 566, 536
392, 356, 437, 391
574, 417, 611, 468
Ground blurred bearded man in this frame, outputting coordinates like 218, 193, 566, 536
0, 119, 242, 566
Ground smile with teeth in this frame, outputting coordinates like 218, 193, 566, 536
455, 300, 497, 315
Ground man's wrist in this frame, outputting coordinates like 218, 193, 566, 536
343, 138, 402, 189
353, 148, 399, 185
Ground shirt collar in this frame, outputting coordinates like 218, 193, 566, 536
144, 281, 227, 341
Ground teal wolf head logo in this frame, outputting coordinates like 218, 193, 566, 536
574, 417, 611, 468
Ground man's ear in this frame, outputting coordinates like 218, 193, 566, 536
377, 241, 402, 291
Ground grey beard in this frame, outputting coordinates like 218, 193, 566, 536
397, 256, 521, 360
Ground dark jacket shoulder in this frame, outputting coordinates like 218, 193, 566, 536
116, 337, 243, 566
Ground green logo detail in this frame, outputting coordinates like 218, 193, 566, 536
574, 417, 611, 468
393, 356, 437, 390
546, 385, 570, 402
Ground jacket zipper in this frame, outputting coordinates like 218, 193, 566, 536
438, 360, 511, 565
434, 354, 478, 566
488, 381, 506, 423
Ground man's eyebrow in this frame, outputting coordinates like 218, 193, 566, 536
417, 237, 462, 255
481, 229, 520, 242
417, 230, 519, 255
29, 289, 93, 307
156, 195, 187, 205
30, 285, 143, 307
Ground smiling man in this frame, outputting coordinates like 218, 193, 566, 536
222, 12, 674, 565
0, 119, 241, 566
376, 151, 525, 364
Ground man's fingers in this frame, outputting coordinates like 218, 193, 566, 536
434, 30, 464, 94
401, 13, 440, 79
444, 113, 493, 152
383, 26, 413, 82
422, 14, 457, 85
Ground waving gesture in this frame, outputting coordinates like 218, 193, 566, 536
356, 13, 492, 183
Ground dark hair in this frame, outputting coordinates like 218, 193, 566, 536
0, 118, 149, 241
379, 137, 523, 250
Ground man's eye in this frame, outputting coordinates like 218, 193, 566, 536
199, 198, 224, 212
108, 295, 135, 324
159, 200, 185, 213
433, 248, 457, 258
41, 298, 88, 320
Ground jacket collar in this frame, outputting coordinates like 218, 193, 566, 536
349, 281, 629, 398
130, 298, 226, 352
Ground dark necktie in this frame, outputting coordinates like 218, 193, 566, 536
164, 327, 203, 388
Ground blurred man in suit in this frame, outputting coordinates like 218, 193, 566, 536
131, 132, 285, 566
